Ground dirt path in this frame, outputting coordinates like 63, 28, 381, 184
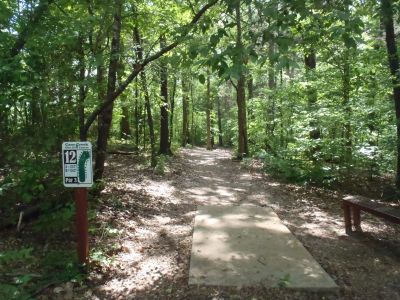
174, 147, 270, 206
66, 147, 400, 300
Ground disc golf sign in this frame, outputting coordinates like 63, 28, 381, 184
62, 142, 93, 187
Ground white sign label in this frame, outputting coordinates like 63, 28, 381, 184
62, 142, 93, 187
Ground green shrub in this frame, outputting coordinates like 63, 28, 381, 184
154, 154, 169, 175
33, 203, 75, 234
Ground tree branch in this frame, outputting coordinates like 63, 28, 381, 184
83, 0, 219, 135
230, 78, 238, 91
9, 0, 55, 58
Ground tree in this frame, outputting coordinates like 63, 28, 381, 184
206, 73, 212, 150
159, 35, 170, 155
381, 0, 400, 189
94, 0, 122, 181
134, 27, 156, 167
182, 75, 190, 147
169, 77, 177, 148
234, 0, 249, 158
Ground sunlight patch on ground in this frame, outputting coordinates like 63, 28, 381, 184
98, 256, 176, 297
143, 180, 176, 198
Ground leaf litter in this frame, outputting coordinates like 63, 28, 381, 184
39, 147, 400, 299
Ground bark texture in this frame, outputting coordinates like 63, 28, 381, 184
381, 0, 400, 188
134, 27, 156, 167
206, 74, 212, 150
182, 76, 190, 147
235, 0, 248, 158
94, 0, 121, 181
159, 35, 170, 155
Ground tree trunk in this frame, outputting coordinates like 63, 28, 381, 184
191, 82, 195, 145
381, 0, 400, 189
134, 81, 139, 148
169, 77, 177, 148
235, 0, 248, 159
142, 99, 146, 150
159, 35, 170, 155
342, 1, 352, 164
217, 96, 223, 147
77, 35, 87, 141
8, 0, 55, 59
182, 75, 190, 147
134, 27, 156, 167
81, 0, 218, 137
247, 75, 254, 120
267, 38, 276, 142
342, 48, 352, 163
94, 0, 121, 181
247, 76, 254, 100
206, 73, 212, 150
237, 76, 248, 158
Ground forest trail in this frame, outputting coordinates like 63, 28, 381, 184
174, 147, 270, 206
82, 147, 400, 299
177, 148, 336, 289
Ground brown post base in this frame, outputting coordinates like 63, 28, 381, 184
352, 207, 362, 232
75, 188, 89, 265
342, 203, 352, 234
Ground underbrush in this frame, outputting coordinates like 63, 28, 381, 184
0, 201, 114, 299
257, 149, 397, 201
0, 245, 85, 299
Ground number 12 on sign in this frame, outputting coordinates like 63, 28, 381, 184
62, 142, 93, 188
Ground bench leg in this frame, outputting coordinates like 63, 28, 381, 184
352, 207, 362, 232
343, 203, 352, 234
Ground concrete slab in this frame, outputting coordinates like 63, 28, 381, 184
189, 205, 338, 289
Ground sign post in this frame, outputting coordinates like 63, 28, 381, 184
62, 142, 93, 265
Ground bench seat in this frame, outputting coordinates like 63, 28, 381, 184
342, 195, 400, 234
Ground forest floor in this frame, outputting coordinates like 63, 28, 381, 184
4, 147, 400, 299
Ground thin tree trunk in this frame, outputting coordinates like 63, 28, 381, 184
169, 77, 177, 148
118, 55, 131, 141
82, 1, 218, 137
134, 27, 156, 167
159, 35, 170, 155
182, 75, 189, 147
235, 0, 248, 158
381, 0, 400, 189
77, 35, 87, 141
191, 81, 195, 145
94, 0, 122, 181
342, 49, 352, 163
143, 101, 146, 150
134, 81, 139, 148
267, 38, 276, 143
206, 73, 212, 150
8, 0, 55, 59
247, 75, 254, 120
342, 1, 352, 164
217, 96, 223, 147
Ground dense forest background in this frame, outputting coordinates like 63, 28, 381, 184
2, 0, 400, 203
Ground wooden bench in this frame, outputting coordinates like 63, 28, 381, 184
342, 195, 400, 234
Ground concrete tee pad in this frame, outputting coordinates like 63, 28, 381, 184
189, 205, 338, 289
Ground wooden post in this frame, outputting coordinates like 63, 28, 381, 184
343, 202, 352, 234
352, 207, 361, 231
75, 188, 89, 264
